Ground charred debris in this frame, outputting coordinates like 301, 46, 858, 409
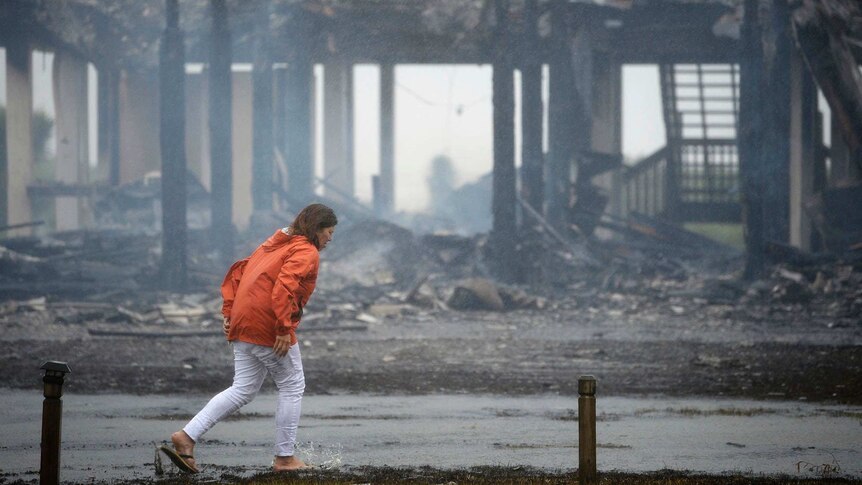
2, 0, 862, 335
1, 205, 859, 336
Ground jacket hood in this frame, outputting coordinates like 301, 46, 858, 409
261, 229, 308, 252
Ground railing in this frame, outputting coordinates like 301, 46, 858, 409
621, 140, 740, 223
621, 145, 670, 218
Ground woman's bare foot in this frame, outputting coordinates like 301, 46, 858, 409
170, 430, 197, 471
273, 455, 311, 471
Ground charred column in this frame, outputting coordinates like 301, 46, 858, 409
761, 0, 792, 244
491, 0, 518, 282
159, 0, 188, 290
793, 0, 862, 173
209, 0, 233, 261
520, 0, 544, 213
739, 0, 794, 277
546, 1, 574, 227
739, 0, 766, 278
252, 8, 274, 213
285, 49, 314, 205
285, 8, 316, 206
97, 67, 121, 187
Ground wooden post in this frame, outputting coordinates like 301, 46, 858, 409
252, 8, 274, 213
209, 0, 233, 261
491, 0, 518, 282
159, 0, 188, 290
40, 361, 70, 485
578, 375, 597, 485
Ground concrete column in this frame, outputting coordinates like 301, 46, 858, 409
53, 53, 90, 231
378, 63, 395, 215
119, 70, 161, 184
322, 62, 354, 201
185, 71, 210, 191
4, 41, 34, 234
232, 70, 253, 230
789, 52, 817, 250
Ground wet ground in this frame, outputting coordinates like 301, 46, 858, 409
1, 390, 860, 483
3, 303, 860, 403
1, 285, 860, 483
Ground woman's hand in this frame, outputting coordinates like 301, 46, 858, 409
222, 317, 230, 338
273, 334, 292, 357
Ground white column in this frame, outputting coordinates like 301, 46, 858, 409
119, 70, 161, 184
4, 42, 34, 234
185, 71, 211, 191
789, 52, 815, 250
231, 70, 253, 230
378, 63, 395, 214
322, 62, 354, 201
591, 56, 622, 218
53, 53, 90, 231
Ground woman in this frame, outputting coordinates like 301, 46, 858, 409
161, 203, 337, 473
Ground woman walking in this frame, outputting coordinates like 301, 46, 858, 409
161, 204, 337, 473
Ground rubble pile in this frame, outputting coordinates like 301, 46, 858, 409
742, 258, 862, 323
0, 213, 859, 335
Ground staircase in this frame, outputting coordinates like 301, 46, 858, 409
623, 63, 742, 223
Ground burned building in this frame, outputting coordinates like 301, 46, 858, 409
1, 0, 861, 285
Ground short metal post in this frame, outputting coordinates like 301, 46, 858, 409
578, 375, 597, 485
40, 361, 71, 485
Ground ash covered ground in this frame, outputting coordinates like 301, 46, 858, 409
1, 219, 859, 404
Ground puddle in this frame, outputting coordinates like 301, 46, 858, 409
0, 390, 859, 483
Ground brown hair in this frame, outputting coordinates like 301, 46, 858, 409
288, 203, 338, 249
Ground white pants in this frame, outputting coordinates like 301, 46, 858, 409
183, 341, 305, 457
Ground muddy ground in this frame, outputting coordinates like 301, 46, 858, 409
3, 289, 859, 404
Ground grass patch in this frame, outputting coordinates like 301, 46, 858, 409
635, 407, 778, 417
684, 223, 744, 250
131, 466, 862, 484
493, 442, 577, 449
823, 409, 862, 420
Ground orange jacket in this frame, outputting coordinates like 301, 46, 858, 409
221, 230, 319, 347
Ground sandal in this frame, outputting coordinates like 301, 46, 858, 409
159, 445, 199, 474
